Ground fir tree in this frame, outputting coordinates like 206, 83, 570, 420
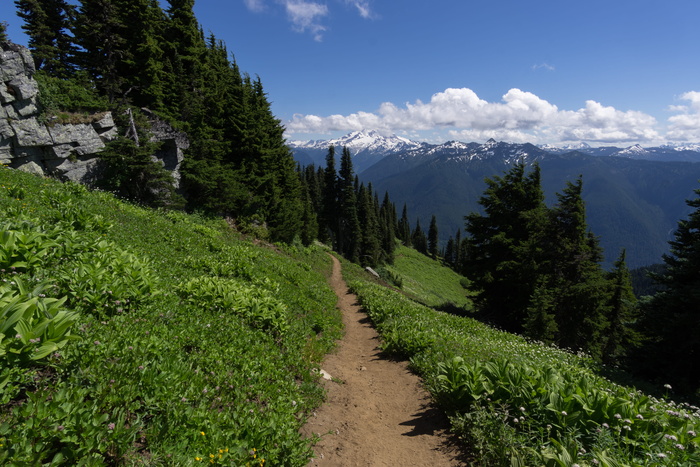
379, 192, 396, 264
300, 177, 319, 246
337, 147, 362, 262
524, 279, 558, 343
398, 203, 412, 246
358, 184, 381, 266
74, 0, 128, 102
412, 219, 428, 254
454, 228, 462, 271
444, 236, 455, 266
319, 146, 338, 245
117, 0, 168, 111
465, 162, 548, 331
546, 177, 609, 357
428, 214, 439, 259
602, 249, 639, 364
15, 0, 76, 77
635, 185, 700, 394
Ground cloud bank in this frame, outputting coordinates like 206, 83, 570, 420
285, 87, 700, 145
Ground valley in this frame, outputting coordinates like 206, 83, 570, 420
291, 132, 700, 268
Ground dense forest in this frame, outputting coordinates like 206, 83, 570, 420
5, 0, 700, 398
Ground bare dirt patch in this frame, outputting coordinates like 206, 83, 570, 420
301, 254, 464, 466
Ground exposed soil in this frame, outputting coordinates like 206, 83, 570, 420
300, 254, 465, 466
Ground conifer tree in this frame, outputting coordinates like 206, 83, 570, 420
444, 236, 455, 266
117, 0, 167, 110
602, 249, 639, 364
162, 0, 207, 124
379, 192, 396, 263
465, 162, 547, 331
15, 0, 76, 77
358, 184, 381, 266
546, 177, 608, 357
428, 214, 439, 259
412, 219, 428, 254
524, 279, 558, 343
398, 203, 412, 246
635, 185, 700, 394
319, 146, 338, 245
337, 147, 362, 262
300, 178, 319, 246
454, 228, 462, 271
74, 0, 128, 102
0, 21, 8, 42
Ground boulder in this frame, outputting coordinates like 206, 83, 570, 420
16, 160, 44, 176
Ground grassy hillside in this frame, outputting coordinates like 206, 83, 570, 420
378, 245, 473, 310
0, 167, 342, 465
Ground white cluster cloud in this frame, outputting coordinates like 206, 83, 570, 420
286, 87, 681, 145
283, 1, 328, 41
667, 91, 700, 141
243, 0, 375, 41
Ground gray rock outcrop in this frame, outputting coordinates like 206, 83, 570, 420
0, 41, 187, 187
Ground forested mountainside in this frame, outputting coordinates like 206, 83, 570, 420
292, 134, 700, 268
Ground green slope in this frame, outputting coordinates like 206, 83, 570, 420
0, 167, 341, 465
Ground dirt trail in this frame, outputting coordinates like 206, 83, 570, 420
301, 254, 464, 466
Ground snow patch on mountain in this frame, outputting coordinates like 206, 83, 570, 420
288, 130, 422, 155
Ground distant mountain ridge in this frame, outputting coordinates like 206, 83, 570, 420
289, 131, 700, 166
289, 132, 700, 268
288, 130, 428, 172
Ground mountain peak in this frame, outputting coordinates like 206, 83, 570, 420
289, 130, 419, 153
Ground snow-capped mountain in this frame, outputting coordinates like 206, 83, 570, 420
289, 130, 422, 153
290, 131, 700, 172
288, 130, 426, 172
539, 142, 592, 153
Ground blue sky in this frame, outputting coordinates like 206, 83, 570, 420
3, 0, 700, 146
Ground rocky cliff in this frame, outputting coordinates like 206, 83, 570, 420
0, 41, 187, 186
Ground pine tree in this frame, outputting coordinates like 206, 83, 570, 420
162, 0, 208, 124
602, 249, 639, 364
117, 0, 167, 110
0, 22, 8, 42
319, 146, 338, 245
358, 184, 381, 266
74, 0, 128, 102
465, 162, 548, 331
337, 147, 361, 262
546, 177, 609, 357
379, 192, 396, 264
15, 0, 76, 77
524, 279, 558, 343
300, 177, 319, 246
444, 236, 455, 266
412, 219, 428, 254
398, 203, 412, 246
428, 214, 439, 259
635, 185, 700, 394
454, 228, 462, 271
